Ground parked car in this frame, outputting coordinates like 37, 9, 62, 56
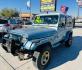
22, 20, 33, 28
0, 18, 23, 37
0, 19, 10, 37
2, 13, 73, 70
9, 18, 22, 29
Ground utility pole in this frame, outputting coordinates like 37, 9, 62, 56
55, 0, 57, 11
78, 5, 79, 18
30, 0, 32, 20
27, 0, 32, 20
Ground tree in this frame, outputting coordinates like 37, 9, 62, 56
0, 8, 19, 17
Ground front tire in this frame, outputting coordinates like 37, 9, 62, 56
33, 45, 52, 70
2, 39, 12, 53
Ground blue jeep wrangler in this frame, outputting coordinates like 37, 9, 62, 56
2, 13, 73, 70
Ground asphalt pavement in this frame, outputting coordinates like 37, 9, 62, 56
0, 27, 82, 70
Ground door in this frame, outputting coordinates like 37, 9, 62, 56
57, 14, 66, 42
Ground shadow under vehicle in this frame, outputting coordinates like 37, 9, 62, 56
46, 36, 82, 70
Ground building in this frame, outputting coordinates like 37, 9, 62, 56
19, 13, 37, 20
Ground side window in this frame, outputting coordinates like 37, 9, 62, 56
52, 16, 58, 24
45, 16, 58, 24
58, 15, 65, 27
66, 16, 72, 27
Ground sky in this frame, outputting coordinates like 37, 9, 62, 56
0, 0, 81, 17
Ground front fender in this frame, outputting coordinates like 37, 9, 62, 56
21, 39, 51, 51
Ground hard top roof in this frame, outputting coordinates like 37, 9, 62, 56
36, 12, 62, 16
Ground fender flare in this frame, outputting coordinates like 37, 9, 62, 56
34, 42, 52, 51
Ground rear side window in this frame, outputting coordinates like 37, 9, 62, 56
66, 16, 72, 27
0, 20, 8, 24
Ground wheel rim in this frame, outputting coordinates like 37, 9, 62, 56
41, 51, 50, 65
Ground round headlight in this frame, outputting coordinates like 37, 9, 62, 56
21, 36, 27, 43
9, 34, 12, 38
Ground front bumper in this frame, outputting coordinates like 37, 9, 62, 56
2, 37, 35, 54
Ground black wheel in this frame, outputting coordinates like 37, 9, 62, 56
65, 34, 72, 47
7, 45, 11, 53
1, 43, 8, 52
33, 45, 52, 70
6, 41, 12, 53
2, 39, 6, 48
18, 52, 24, 60
3, 40, 15, 53
2, 39, 12, 53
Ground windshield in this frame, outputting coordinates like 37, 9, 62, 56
34, 15, 58, 24
0, 20, 8, 24
23, 20, 32, 25
9, 19, 17, 24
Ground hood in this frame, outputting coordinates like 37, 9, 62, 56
9, 27, 57, 40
